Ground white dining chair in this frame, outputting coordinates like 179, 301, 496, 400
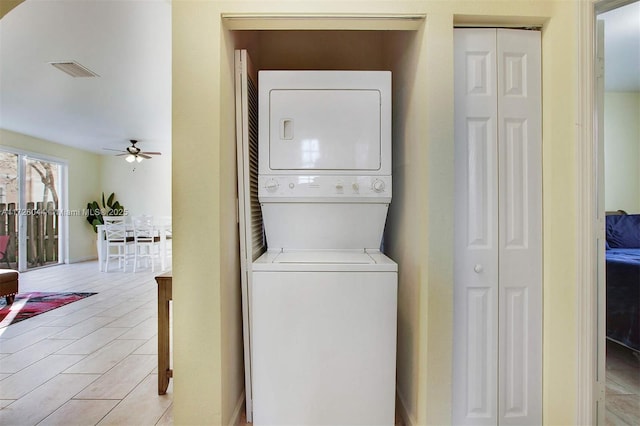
132, 215, 160, 272
103, 215, 134, 272
158, 215, 172, 266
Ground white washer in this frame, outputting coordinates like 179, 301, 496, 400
251, 250, 397, 425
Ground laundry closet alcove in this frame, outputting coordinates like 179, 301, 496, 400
226, 15, 426, 424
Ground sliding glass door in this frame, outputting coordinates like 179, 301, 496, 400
25, 158, 62, 269
0, 149, 65, 271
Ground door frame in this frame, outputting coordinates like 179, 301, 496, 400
575, 2, 598, 424
576, 0, 637, 424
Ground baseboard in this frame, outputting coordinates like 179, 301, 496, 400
230, 390, 245, 426
397, 388, 416, 426
68, 255, 97, 264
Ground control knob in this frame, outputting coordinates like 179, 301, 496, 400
372, 179, 386, 193
265, 179, 279, 193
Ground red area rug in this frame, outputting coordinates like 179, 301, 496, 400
0, 292, 97, 328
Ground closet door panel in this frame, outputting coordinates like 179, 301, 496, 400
497, 29, 542, 426
453, 28, 499, 426
235, 49, 262, 422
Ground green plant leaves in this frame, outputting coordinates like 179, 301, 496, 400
86, 192, 125, 233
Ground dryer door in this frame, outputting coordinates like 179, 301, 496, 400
268, 89, 381, 171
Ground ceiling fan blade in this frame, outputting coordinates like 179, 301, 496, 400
103, 148, 125, 152
138, 153, 152, 159
116, 153, 129, 157
140, 151, 162, 156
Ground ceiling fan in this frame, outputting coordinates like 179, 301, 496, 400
104, 140, 162, 163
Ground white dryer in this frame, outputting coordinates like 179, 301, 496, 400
251, 71, 397, 425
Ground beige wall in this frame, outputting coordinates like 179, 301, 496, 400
538, 3, 579, 422
604, 91, 640, 213
173, 1, 578, 425
100, 153, 172, 218
0, 129, 101, 263
0, 0, 23, 19
173, 1, 225, 424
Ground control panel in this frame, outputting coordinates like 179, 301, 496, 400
258, 175, 392, 201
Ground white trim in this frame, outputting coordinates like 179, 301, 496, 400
575, 1, 597, 423
0, 144, 69, 166
59, 161, 69, 266
17, 154, 26, 271
68, 255, 97, 264
594, 15, 607, 426
576, 0, 611, 424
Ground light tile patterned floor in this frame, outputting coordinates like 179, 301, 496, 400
0, 261, 172, 426
4, 261, 638, 426
606, 340, 640, 426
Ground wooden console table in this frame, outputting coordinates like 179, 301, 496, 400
155, 271, 172, 395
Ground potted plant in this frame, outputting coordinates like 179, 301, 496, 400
86, 192, 126, 233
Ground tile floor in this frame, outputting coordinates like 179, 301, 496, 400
606, 340, 640, 426
4, 261, 638, 426
0, 261, 172, 426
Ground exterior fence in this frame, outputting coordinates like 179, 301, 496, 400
0, 201, 59, 269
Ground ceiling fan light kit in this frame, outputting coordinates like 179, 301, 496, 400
103, 139, 162, 162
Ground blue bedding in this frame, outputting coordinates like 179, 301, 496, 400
606, 248, 640, 351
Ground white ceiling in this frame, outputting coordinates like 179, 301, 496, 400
600, 1, 640, 92
0, 0, 171, 155
0, 1, 637, 156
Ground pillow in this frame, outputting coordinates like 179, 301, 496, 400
606, 214, 640, 248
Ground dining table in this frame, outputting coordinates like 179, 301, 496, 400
96, 221, 171, 272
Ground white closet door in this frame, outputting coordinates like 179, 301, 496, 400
496, 29, 542, 426
453, 28, 541, 426
235, 49, 264, 423
453, 28, 500, 426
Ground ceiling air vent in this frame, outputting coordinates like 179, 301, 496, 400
49, 61, 99, 78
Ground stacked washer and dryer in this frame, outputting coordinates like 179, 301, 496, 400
250, 70, 397, 425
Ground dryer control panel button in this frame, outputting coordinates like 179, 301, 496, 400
258, 175, 391, 200
372, 179, 386, 193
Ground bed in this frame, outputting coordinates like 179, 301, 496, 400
606, 212, 640, 352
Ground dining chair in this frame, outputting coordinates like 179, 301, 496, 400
133, 215, 160, 272
158, 215, 172, 265
104, 215, 134, 272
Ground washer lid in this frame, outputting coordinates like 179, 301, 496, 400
273, 250, 376, 264
253, 249, 397, 272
